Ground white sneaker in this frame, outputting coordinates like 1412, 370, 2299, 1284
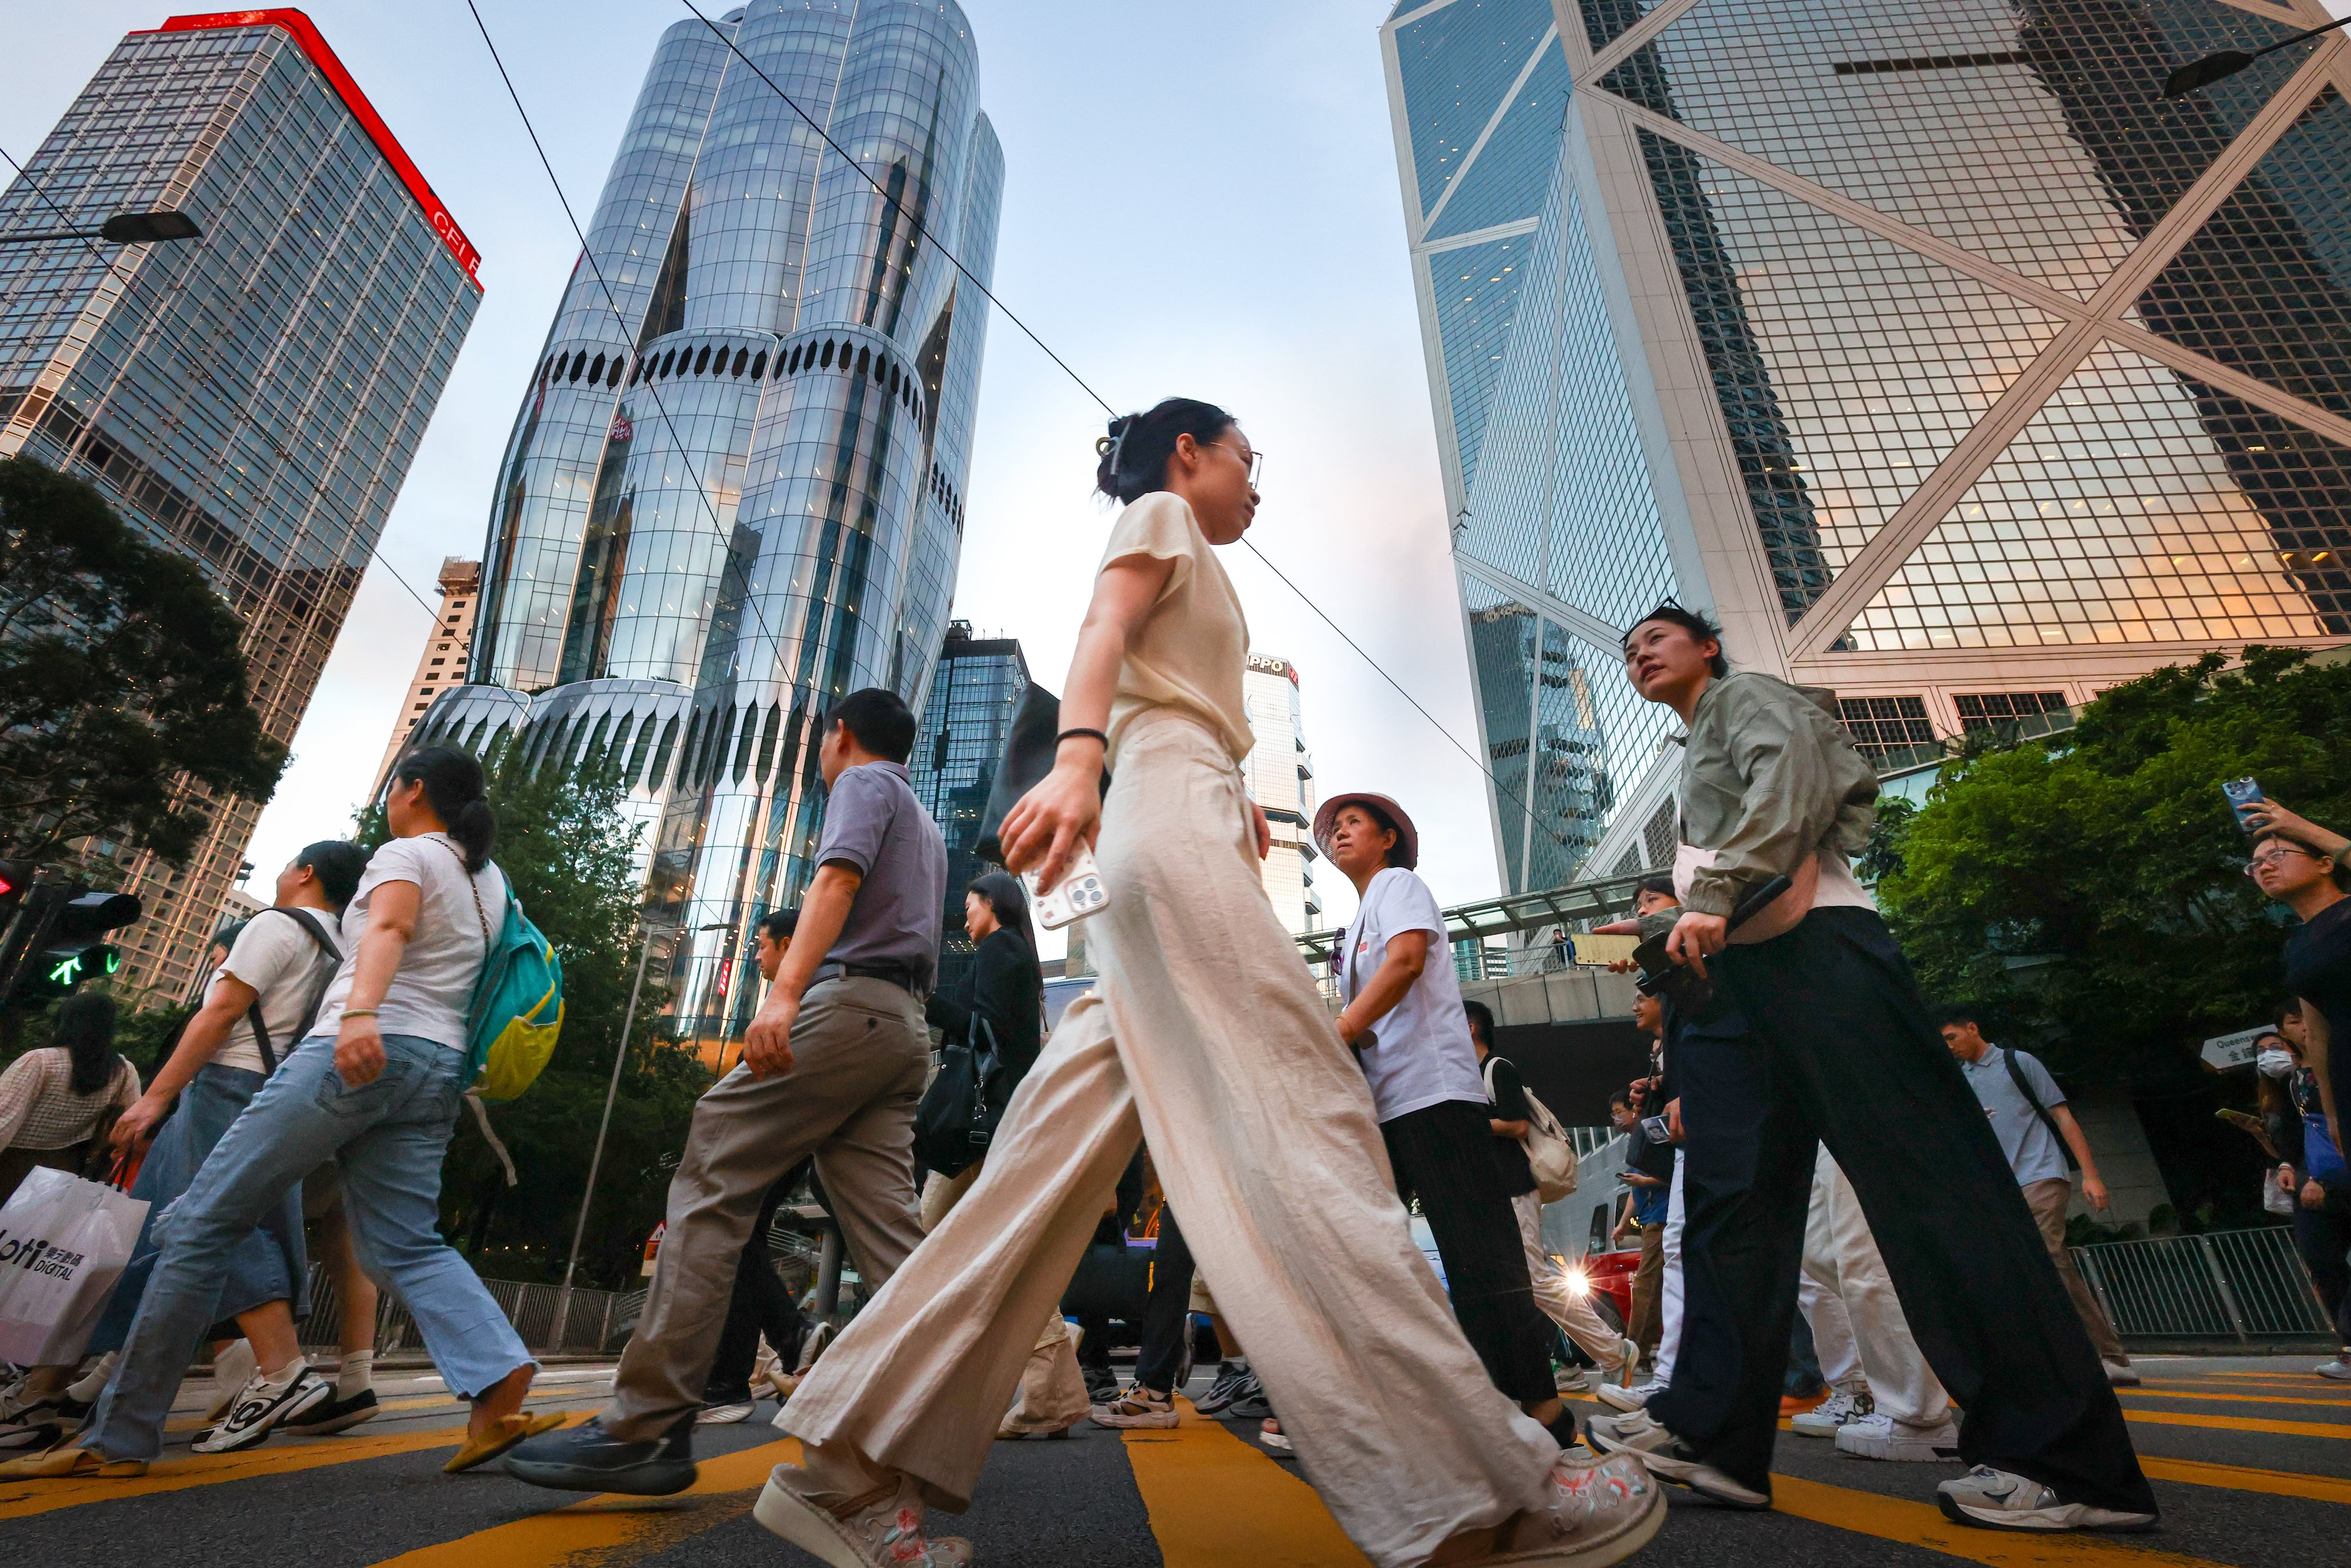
1594, 1378, 1662, 1414
2102, 1360, 2140, 1387
1582, 1408, 1770, 1508
1789, 1388, 1871, 1438
1616, 1338, 1641, 1386
1556, 1368, 1597, 1394
1935, 1465, 2156, 1532
755, 1463, 973, 1566
2315, 1355, 2351, 1381
1834, 1412, 1960, 1462
192, 1361, 333, 1454
697, 1402, 754, 1425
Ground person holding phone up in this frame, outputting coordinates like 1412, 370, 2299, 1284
2237, 794, 2349, 1171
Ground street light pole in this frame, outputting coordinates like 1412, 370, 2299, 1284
552, 921, 666, 1348
2163, 13, 2351, 98
0, 209, 203, 247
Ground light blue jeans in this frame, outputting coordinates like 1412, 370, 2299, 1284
85, 1034, 533, 1461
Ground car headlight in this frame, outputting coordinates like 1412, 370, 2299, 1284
1564, 1265, 1591, 1298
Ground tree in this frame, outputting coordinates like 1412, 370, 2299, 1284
360, 743, 711, 1288
0, 456, 284, 865
1875, 647, 2351, 1222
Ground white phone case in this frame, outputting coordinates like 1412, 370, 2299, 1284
1023, 844, 1111, 930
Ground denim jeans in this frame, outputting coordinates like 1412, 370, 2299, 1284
85, 1034, 533, 1461
88, 1062, 308, 1356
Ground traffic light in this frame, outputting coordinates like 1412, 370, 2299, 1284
4, 886, 141, 1003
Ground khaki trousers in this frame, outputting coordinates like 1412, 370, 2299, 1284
2023, 1177, 2129, 1365
1514, 1191, 1630, 1377
785, 712, 1554, 1568
1628, 1223, 1665, 1362
1800, 1145, 1950, 1427
920, 1165, 1090, 1434
601, 976, 930, 1440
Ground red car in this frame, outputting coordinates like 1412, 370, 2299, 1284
1569, 1244, 1640, 1331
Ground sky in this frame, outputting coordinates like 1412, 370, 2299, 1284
0, 0, 1502, 944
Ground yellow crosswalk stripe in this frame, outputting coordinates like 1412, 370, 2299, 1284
372, 1438, 798, 1567
2125, 1408, 2351, 1440
1770, 1474, 2225, 1567
2139, 1454, 2351, 1506
1122, 1400, 1372, 1567
2121, 1387, 2351, 1411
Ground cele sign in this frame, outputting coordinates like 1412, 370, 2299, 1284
2199, 1026, 2273, 1072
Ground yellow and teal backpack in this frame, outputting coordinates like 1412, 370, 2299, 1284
465, 886, 564, 1100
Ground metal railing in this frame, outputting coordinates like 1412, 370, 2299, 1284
2072, 1225, 2332, 1342
299, 1266, 644, 1356
1298, 866, 1665, 967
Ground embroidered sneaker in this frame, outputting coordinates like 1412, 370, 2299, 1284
1789, 1387, 1871, 1438
1089, 1384, 1178, 1430
1935, 1465, 2158, 1532
1582, 1408, 1770, 1509
1445, 1448, 1665, 1567
755, 1464, 974, 1567
192, 1363, 333, 1454
1833, 1412, 1960, 1462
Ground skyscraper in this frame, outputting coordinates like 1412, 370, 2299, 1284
414, 1, 1002, 1051
374, 557, 482, 792
909, 621, 1030, 997
1242, 653, 1321, 936
0, 9, 482, 1000
1382, 0, 2351, 890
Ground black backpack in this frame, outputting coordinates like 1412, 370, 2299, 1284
243, 908, 343, 1074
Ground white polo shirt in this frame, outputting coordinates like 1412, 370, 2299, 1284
1339, 867, 1488, 1124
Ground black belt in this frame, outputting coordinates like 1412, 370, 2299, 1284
813, 961, 928, 999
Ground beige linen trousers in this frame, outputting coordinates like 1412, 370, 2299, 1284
785, 712, 1555, 1568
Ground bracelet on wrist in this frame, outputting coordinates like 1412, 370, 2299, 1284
1056, 727, 1108, 750
341, 1008, 380, 1019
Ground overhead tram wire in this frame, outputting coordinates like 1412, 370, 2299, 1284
666, 3, 1592, 859
0, 142, 444, 623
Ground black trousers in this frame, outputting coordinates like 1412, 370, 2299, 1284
2292, 1183, 2351, 1344
1135, 1208, 1197, 1394
1382, 1098, 1554, 1407
1644, 907, 2154, 1513
704, 1165, 811, 1401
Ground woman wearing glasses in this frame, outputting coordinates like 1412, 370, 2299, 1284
2243, 799, 2350, 1186
764, 399, 1661, 1568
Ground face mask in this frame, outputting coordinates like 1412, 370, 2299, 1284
2258, 1049, 2296, 1080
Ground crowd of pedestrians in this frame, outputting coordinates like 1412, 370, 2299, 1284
0, 398, 2344, 1568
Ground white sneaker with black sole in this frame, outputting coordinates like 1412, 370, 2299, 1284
281, 1387, 379, 1436
1935, 1466, 2157, 1532
1834, 1412, 1960, 1462
192, 1361, 333, 1454
1582, 1408, 1770, 1509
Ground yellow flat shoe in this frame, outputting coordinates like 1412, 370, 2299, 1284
0, 1445, 148, 1479
444, 1411, 565, 1473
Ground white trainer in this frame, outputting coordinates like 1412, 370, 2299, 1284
1789, 1388, 1871, 1438
1593, 1378, 1662, 1414
1936, 1466, 2158, 1532
1834, 1411, 1960, 1462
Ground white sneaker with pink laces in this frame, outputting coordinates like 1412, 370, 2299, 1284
755, 1463, 973, 1567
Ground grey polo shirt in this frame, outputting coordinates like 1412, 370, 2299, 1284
1960, 1044, 2071, 1187
814, 759, 948, 992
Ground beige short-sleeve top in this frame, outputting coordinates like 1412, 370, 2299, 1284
1099, 491, 1254, 766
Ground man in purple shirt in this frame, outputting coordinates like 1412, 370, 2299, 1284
510, 689, 948, 1496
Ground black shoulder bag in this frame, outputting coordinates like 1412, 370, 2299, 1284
243, 908, 344, 1076
2000, 1049, 2081, 1172
914, 1014, 1005, 1180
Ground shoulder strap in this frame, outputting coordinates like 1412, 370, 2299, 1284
2000, 1049, 2080, 1171
277, 909, 345, 1053
1481, 1054, 1500, 1098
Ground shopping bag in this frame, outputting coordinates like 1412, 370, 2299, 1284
0, 1164, 150, 1365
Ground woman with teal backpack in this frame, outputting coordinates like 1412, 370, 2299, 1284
6, 747, 565, 1480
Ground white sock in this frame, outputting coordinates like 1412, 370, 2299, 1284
67, 1351, 118, 1404
256, 1354, 308, 1392
337, 1349, 374, 1399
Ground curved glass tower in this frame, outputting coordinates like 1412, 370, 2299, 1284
419, 1, 1002, 1053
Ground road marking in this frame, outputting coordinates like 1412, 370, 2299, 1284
372, 1438, 797, 1567
0, 1414, 588, 1522
2139, 1455, 2351, 1506
1123, 1400, 1372, 1567
1770, 1474, 2221, 1567
2125, 1409, 2351, 1439
2122, 1388, 2351, 1411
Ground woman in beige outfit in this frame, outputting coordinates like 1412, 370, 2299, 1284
763, 399, 1661, 1568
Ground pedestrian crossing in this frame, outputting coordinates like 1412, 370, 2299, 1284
2, 1357, 2344, 1565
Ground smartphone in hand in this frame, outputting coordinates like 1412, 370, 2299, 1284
1023, 843, 1111, 930
2222, 777, 2265, 833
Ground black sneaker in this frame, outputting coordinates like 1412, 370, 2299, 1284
1223, 1371, 1272, 1422
503, 1414, 697, 1496
282, 1387, 379, 1435
193, 1365, 335, 1454
1193, 1361, 1251, 1416
1081, 1364, 1120, 1404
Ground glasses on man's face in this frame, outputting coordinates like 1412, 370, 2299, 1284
1215, 440, 1264, 491
2246, 846, 2314, 875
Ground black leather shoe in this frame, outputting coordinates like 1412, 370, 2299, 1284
502, 1414, 697, 1495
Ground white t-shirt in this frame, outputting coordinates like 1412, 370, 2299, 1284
1339, 867, 1488, 1123
314, 833, 508, 1050
211, 907, 350, 1073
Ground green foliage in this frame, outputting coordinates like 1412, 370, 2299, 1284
0, 457, 284, 865
361, 743, 709, 1287
1876, 647, 2350, 1088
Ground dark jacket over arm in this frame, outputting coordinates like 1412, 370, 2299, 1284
925, 928, 1044, 1089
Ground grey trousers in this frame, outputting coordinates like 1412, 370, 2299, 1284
601, 975, 930, 1440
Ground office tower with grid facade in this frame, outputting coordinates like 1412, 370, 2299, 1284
0, 9, 481, 1001
1382, 0, 2351, 890
416, 1, 1002, 1051
1243, 654, 1322, 936
374, 557, 482, 791
909, 621, 1029, 997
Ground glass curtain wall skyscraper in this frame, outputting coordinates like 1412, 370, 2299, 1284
908, 621, 1028, 998
0, 9, 481, 1000
414, 1, 1002, 1054
1383, 0, 2351, 890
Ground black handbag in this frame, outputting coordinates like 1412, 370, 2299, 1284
975, 683, 1064, 867
914, 1015, 1006, 1179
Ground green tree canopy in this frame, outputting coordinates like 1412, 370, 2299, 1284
1879, 646, 2349, 1090
0, 456, 283, 864
362, 743, 709, 1288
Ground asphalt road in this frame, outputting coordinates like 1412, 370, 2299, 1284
6, 1352, 2348, 1567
